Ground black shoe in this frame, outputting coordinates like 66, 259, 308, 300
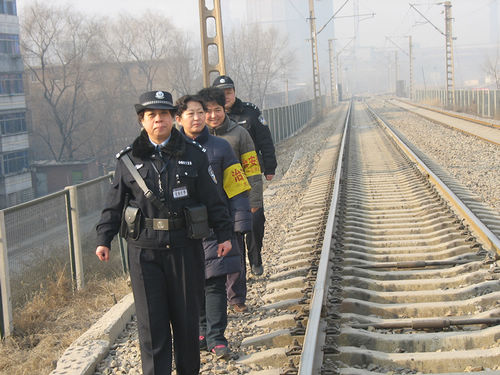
251, 264, 264, 276
199, 335, 207, 351
211, 345, 231, 360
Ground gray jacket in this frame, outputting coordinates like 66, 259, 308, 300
208, 116, 264, 208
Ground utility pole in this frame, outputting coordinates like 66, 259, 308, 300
386, 36, 412, 98
444, 1, 455, 108
409, 35, 413, 100
328, 39, 337, 106
199, 0, 226, 87
410, 2, 455, 108
395, 50, 399, 94
308, 0, 321, 113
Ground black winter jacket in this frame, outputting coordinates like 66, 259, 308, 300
96, 127, 232, 250
228, 98, 277, 176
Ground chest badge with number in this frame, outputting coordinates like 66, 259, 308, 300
172, 186, 189, 199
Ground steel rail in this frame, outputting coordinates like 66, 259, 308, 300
367, 104, 500, 255
298, 101, 352, 374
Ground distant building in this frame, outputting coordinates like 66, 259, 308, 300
0, 0, 34, 209
31, 159, 99, 196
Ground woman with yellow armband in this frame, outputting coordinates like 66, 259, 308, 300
198, 87, 263, 314
175, 94, 252, 360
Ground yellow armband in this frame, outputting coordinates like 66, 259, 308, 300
241, 150, 261, 177
223, 163, 251, 198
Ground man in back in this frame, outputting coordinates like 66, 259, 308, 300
198, 87, 262, 313
212, 75, 277, 276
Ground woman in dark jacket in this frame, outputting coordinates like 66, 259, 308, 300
175, 95, 252, 360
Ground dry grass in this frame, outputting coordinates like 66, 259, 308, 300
0, 268, 130, 375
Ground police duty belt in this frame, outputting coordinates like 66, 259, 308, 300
122, 154, 182, 231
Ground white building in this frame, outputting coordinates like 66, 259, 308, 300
0, 0, 33, 208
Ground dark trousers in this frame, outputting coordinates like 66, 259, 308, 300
128, 243, 205, 375
246, 207, 266, 267
199, 275, 227, 350
226, 233, 246, 305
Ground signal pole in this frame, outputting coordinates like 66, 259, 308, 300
199, 0, 226, 87
308, 0, 321, 113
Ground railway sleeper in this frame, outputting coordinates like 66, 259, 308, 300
341, 279, 500, 303
334, 325, 500, 352
339, 292, 500, 317
327, 346, 500, 373
342, 260, 486, 280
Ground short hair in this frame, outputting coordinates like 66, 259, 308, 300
175, 95, 206, 117
197, 87, 226, 108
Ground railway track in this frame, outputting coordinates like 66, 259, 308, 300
389, 99, 500, 145
72, 101, 499, 375
299, 101, 500, 374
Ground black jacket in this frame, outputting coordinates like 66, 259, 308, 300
227, 98, 277, 175
96, 127, 232, 249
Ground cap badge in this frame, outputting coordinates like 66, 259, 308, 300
155, 91, 165, 99
220, 78, 226, 83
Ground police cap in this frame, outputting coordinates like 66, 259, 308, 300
212, 75, 235, 90
134, 90, 177, 114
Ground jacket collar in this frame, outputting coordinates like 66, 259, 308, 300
207, 115, 234, 136
180, 125, 210, 145
132, 127, 186, 159
228, 97, 244, 114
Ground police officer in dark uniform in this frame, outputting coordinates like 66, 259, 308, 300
95, 90, 232, 375
212, 75, 277, 276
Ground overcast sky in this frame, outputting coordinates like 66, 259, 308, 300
17, 0, 498, 93
17, 0, 497, 49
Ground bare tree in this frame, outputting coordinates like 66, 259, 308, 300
484, 48, 500, 89
101, 12, 181, 94
165, 33, 203, 96
21, 2, 100, 161
225, 24, 295, 107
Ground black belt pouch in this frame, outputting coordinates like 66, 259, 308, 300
123, 206, 141, 240
184, 204, 210, 239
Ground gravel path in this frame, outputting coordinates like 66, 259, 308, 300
93, 105, 348, 375
370, 98, 500, 212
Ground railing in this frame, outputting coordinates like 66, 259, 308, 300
0, 173, 127, 338
264, 99, 314, 143
415, 89, 500, 119
0, 97, 323, 339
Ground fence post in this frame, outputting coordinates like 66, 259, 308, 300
65, 186, 85, 290
0, 210, 13, 338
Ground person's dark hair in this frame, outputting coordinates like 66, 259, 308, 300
175, 95, 206, 117
197, 87, 226, 108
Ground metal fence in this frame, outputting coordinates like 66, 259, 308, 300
264, 99, 314, 143
0, 174, 125, 338
0, 97, 320, 338
415, 89, 500, 119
